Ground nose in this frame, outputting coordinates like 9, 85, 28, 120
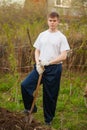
51, 21, 54, 24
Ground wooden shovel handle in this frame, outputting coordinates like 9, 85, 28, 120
29, 74, 42, 113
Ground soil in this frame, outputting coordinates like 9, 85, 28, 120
0, 107, 55, 130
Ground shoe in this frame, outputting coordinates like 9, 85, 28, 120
23, 109, 29, 114
45, 121, 51, 126
23, 106, 37, 114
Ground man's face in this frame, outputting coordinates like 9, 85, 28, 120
47, 17, 59, 30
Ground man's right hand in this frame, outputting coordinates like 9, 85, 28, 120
36, 62, 44, 75
41, 60, 50, 66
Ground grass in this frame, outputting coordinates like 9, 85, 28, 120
0, 70, 87, 130
0, 2, 87, 129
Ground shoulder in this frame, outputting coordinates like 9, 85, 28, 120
39, 30, 48, 36
57, 31, 67, 39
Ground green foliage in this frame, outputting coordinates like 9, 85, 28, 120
0, 2, 87, 129
0, 74, 17, 91
0, 1, 87, 71
0, 71, 87, 130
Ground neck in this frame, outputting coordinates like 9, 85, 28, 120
48, 28, 58, 32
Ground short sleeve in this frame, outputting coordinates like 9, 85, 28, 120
60, 36, 70, 52
33, 34, 41, 50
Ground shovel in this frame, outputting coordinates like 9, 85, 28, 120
28, 74, 42, 124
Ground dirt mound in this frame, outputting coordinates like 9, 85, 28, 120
0, 107, 55, 130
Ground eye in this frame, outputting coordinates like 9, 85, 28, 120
49, 20, 52, 22
53, 20, 56, 22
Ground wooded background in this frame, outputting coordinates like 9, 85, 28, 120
0, 0, 87, 74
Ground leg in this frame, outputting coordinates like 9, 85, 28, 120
21, 66, 39, 110
42, 64, 62, 123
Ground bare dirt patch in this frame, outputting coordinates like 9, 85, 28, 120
0, 107, 55, 130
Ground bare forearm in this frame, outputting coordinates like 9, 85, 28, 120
35, 49, 40, 64
50, 51, 67, 65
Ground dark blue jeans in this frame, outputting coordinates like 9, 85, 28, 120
21, 64, 62, 123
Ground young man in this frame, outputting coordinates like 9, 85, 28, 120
21, 12, 70, 125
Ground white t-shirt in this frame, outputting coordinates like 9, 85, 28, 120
33, 30, 70, 62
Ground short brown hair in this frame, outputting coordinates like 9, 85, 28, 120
47, 12, 59, 19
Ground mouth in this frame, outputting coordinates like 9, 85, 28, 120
50, 25, 54, 27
